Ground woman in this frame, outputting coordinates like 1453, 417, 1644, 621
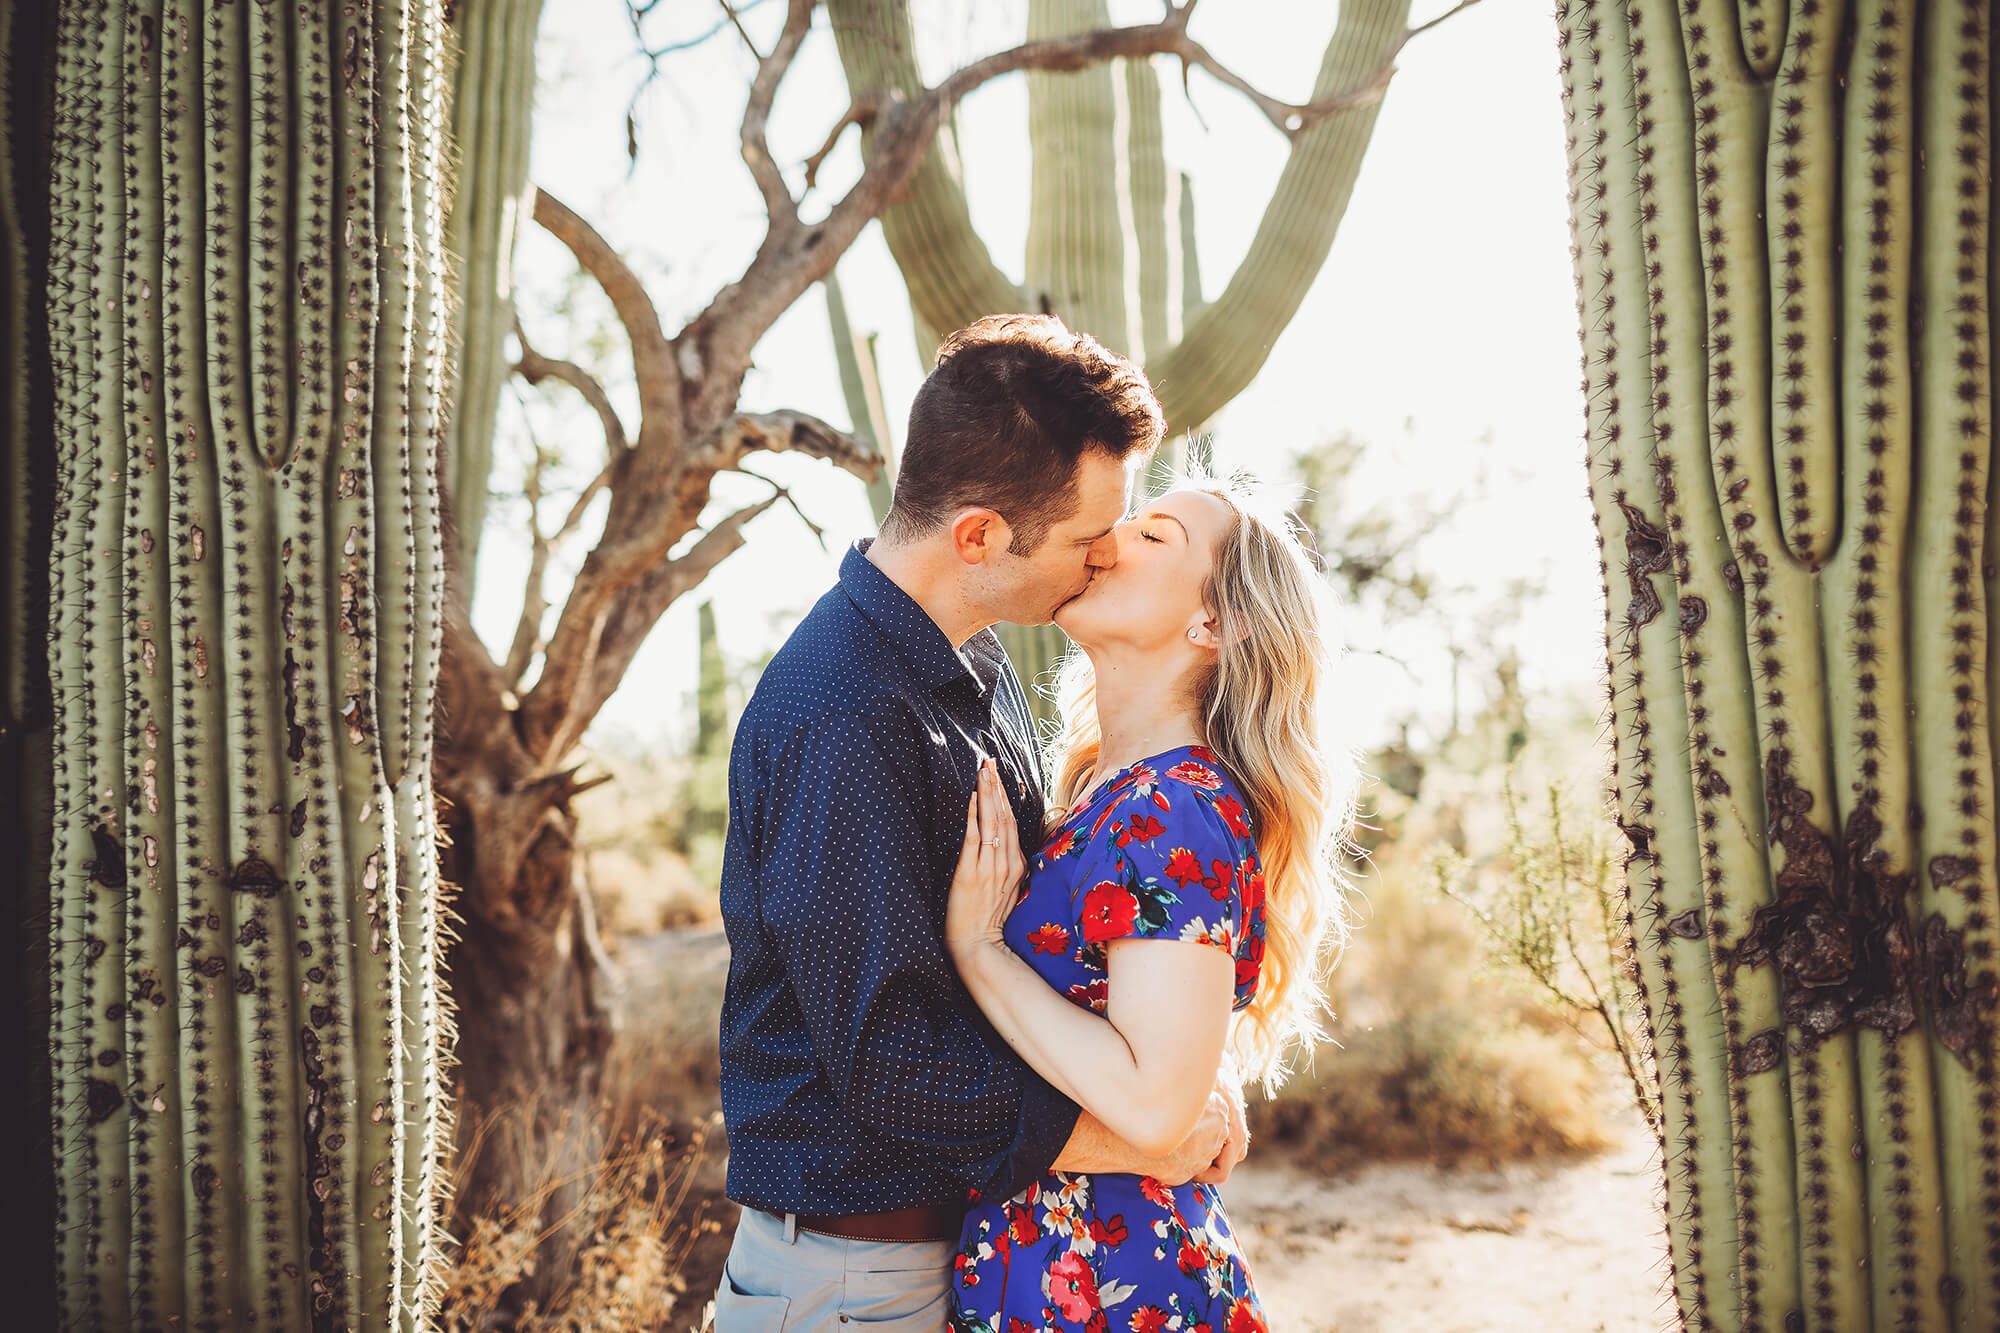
943, 476, 1357, 1332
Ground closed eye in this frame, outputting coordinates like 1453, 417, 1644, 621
1142, 530, 1164, 543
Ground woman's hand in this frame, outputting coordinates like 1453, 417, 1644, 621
945, 758, 1027, 959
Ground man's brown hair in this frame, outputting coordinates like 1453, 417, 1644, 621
879, 314, 1165, 554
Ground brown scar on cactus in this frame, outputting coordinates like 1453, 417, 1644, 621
1735, 772, 1922, 1043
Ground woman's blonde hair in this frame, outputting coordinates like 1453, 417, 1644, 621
1045, 471, 1361, 1094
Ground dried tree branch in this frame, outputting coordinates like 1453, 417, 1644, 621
531, 187, 680, 434
740, 0, 816, 229
514, 316, 631, 454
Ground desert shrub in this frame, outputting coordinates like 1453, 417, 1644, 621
1253, 695, 1633, 1173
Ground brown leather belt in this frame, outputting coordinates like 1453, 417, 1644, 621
760, 1201, 960, 1243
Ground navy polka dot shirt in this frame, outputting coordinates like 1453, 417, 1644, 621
716, 538, 1082, 1215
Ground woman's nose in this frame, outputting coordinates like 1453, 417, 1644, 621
1086, 531, 1120, 569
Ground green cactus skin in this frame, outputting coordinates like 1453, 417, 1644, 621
1561, 0, 2000, 1328
824, 270, 898, 522
441, 0, 543, 600
39, 2, 451, 1327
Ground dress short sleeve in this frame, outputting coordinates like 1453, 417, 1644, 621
1071, 751, 1267, 1010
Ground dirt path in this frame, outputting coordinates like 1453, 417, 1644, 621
1226, 1109, 1672, 1332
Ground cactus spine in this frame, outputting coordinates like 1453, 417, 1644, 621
1559, 0, 2000, 1328
38, 1, 452, 1327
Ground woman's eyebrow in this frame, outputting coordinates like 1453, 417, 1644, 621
1143, 511, 1190, 538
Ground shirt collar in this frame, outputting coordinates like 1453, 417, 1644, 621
841, 538, 993, 700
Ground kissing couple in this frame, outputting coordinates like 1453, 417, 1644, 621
712, 313, 1354, 1331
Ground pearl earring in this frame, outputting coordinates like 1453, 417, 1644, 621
1187, 628, 1198, 640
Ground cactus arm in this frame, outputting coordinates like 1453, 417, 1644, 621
116, 2, 188, 1324
1913, 3, 2000, 1327
1763, 0, 1840, 569
1561, 6, 1744, 1324
48, 3, 112, 1323
824, 270, 897, 522
199, 0, 315, 1322
441, 0, 542, 599
248, 0, 294, 474
1127, 54, 1174, 362
1177, 169, 1201, 320
1025, 0, 1133, 352
825, 0, 1023, 337
1736, 0, 1785, 78
159, 3, 251, 1321
1141, 0, 1409, 440
1816, 5, 1925, 1328
84, 3, 137, 1324
397, 11, 452, 1321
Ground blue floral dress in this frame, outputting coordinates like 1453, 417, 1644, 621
951, 744, 1270, 1333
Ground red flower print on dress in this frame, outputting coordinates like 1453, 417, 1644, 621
1089, 1213, 1129, 1247
1046, 1252, 1102, 1321
1081, 881, 1139, 943
1007, 1200, 1041, 1247
1139, 1176, 1174, 1208
1176, 1239, 1207, 1275
1215, 793, 1252, 837
1226, 1297, 1268, 1333
1238, 858, 1265, 915
1129, 1307, 1170, 1333
1207, 858, 1234, 899
1164, 760, 1222, 790
1163, 847, 1204, 887
1044, 828, 1078, 860
1066, 976, 1110, 1013
1028, 923, 1072, 955
1236, 933, 1265, 990
1118, 814, 1166, 846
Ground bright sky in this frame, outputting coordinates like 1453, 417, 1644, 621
471, 0, 1603, 756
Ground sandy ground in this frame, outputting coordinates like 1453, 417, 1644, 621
1225, 1109, 1673, 1332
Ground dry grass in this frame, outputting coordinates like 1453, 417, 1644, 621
437, 1082, 724, 1330
1252, 698, 1630, 1173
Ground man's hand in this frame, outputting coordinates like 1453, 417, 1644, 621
1193, 1064, 1249, 1184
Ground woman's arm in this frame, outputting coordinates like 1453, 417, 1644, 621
946, 761, 1236, 1157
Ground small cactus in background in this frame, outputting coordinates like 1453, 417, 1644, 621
1558, 0, 1999, 1328
27, 0, 453, 1326
441, 0, 545, 600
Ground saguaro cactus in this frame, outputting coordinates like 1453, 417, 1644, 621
33, 0, 452, 1327
829, 0, 1414, 716
1559, 1, 1998, 1329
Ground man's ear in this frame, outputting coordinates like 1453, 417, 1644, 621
948, 507, 1010, 565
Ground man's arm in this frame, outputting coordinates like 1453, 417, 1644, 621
757, 710, 1080, 1198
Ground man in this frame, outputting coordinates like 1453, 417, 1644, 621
714, 315, 1250, 1329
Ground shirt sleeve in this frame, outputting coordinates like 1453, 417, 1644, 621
755, 708, 1080, 1201
1073, 766, 1262, 1008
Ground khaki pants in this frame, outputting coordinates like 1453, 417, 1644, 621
711, 1204, 954, 1331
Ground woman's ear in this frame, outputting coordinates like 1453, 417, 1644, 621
1186, 614, 1224, 652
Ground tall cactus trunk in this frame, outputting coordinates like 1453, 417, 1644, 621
440, 0, 542, 603
1, 2, 61, 1325
26, 1, 454, 1327
1559, 1, 2000, 1329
